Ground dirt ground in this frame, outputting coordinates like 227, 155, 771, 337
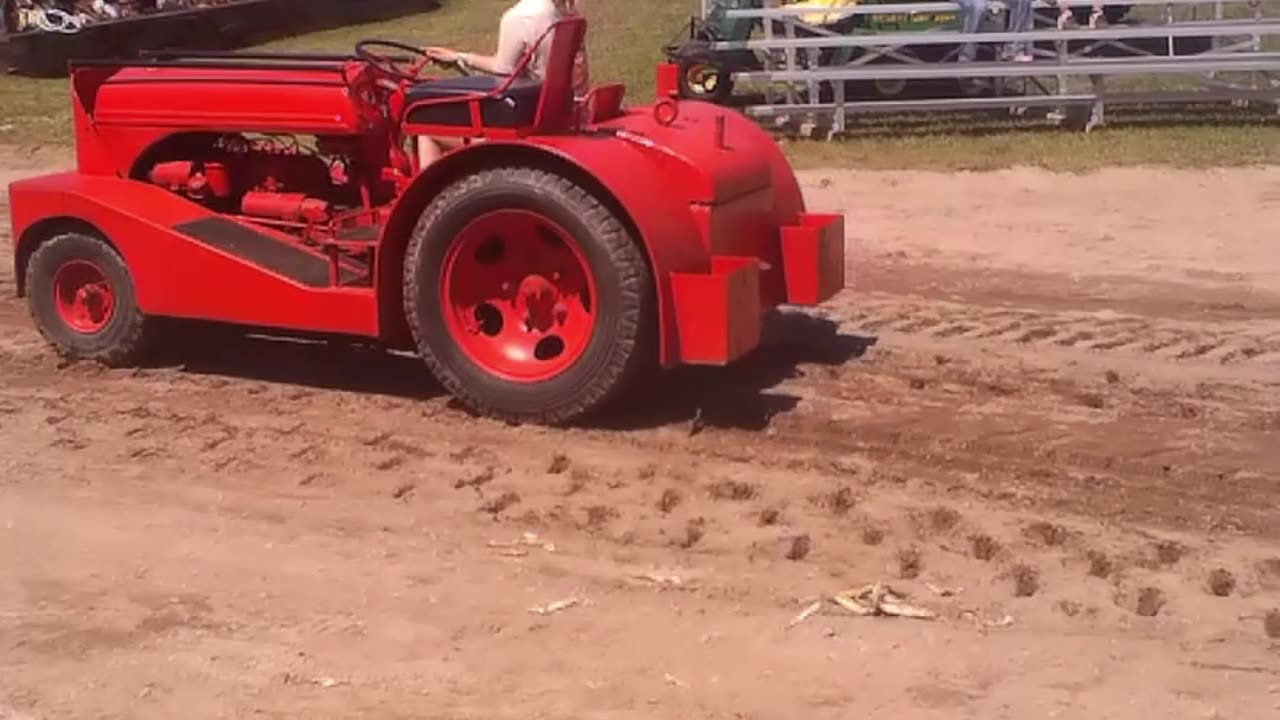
2, 151, 1279, 720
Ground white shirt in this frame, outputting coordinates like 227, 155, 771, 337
492, 0, 571, 80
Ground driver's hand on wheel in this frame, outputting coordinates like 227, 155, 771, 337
423, 47, 460, 64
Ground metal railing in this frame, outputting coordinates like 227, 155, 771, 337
678, 0, 1280, 135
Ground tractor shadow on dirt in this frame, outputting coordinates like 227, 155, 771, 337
152, 321, 440, 400
598, 310, 877, 432
149, 311, 875, 429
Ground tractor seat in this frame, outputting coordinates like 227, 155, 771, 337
403, 75, 543, 127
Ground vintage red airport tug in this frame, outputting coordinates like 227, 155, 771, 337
7, 17, 847, 425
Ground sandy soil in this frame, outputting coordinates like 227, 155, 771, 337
2, 153, 1279, 720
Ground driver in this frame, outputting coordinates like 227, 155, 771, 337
415, 0, 588, 168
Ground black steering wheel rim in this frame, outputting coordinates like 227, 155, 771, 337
355, 39, 464, 83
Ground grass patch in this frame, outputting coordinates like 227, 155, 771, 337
0, 0, 1276, 170
784, 118, 1280, 172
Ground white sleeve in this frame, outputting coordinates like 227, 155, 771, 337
491, 13, 527, 75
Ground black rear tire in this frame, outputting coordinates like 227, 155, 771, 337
402, 167, 655, 426
25, 232, 154, 367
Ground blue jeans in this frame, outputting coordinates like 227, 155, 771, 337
1005, 0, 1034, 56
955, 0, 987, 62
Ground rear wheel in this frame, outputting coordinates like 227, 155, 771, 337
25, 232, 153, 366
402, 167, 654, 425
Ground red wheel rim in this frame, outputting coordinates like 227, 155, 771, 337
52, 260, 116, 334
440, 209, 597, 383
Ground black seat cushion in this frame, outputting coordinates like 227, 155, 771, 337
403, 75, 543, 127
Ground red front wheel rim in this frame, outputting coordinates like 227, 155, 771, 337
440, 209, 598, 383
52, 259, 116, 334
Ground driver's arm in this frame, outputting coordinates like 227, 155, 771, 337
431, 13, 526, 76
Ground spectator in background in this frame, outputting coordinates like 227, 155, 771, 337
1003, 0, 1035, 62
1058, 0, 1107, 29
954, 0, 988, 63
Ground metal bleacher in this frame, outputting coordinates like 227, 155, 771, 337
685, 0, 1280, 135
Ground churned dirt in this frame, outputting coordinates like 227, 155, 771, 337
2, 150, 1279, 719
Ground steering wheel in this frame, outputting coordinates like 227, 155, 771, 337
354, 39, 469, 83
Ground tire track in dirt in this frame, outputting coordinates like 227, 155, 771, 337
3, 313, 1278, 659
6, 365, 1278, 720
1, 317, 1274, 584
2, 282, 1277, 720
2, 290, 1274, 540
831, 295, 1280, 367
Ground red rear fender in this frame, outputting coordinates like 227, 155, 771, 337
592, 99, 804, 217
376, 140, 710, 366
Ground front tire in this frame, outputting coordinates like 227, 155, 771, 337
25, 231, 153, 366
402, 167, 654, 425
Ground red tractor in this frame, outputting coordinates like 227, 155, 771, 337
7, 16, 847, 425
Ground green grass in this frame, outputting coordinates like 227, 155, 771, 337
782, 108, 1280, 171
1, 0, 1277, 171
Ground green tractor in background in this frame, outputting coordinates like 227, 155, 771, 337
663, 0, 1134, 104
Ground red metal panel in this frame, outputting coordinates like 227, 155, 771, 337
780, 213, 847, 305
591, 100, 773, 205
69, 65, 383, 177
584, 83, 626, 123
82, 63, 372, 135
93, 81, 365, 133
647, 94, 807, 227
688, 186, 787, 307
71, 67, 121, 176
670, 256, 762, 365
530, 16, 586, 132
655, 62, 680, 99
10, 173, 379, 337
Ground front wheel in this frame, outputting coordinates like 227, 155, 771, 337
25, 232, 155, 367
402, 167, 654, 425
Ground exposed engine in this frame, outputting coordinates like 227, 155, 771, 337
143, 133, 368, 228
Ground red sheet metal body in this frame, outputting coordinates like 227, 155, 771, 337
8, 172, 378, 336
9, 40, 848, 371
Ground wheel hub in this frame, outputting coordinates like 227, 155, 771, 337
53, 260, 115, 334
441, 210, 597, 382
516, 274, 564, 333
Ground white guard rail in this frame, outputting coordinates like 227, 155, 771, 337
676, 0, 1280, 135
